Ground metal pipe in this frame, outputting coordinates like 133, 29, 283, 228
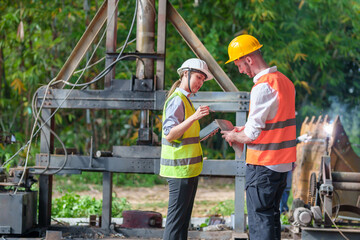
136, 0, 155, 80
105, 0, 118, 88
167, 1, 238, 92
333, 182, 360, 191
140, 110, 149, 129
136, 0, 155, 138
332, 172, 360, 182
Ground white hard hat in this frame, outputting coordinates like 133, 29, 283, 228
177, 58, 214, 81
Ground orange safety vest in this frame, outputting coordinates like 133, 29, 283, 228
246, 71, 296, 166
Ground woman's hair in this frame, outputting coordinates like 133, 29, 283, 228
166, 72, 185, 99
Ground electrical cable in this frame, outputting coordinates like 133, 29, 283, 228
60, 0, 139, 89
6, 0, 141, 183
80, 54, 144, 90
73, 38, 136, 75
1, 0, 115, 168
11, 0, 123, 189
15, 78, 57, 194
319, 194, 349, 240
333, 190, 341, 220
1, 80, 56, 168
31, 88, 67, 175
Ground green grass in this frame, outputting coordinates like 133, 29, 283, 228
53, 172, 167, 192
208, 200, 235, 216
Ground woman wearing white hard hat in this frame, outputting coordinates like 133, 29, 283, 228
160, 58, 213, 240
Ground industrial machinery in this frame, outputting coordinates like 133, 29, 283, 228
291, 115, 360, 239
0, 1, 249, 239
0, 167, 37, 235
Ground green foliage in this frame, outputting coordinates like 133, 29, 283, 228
166, 0, 360, 140
199, 221, 208, 228
55, 172, 167, 190
1, 0, 360, 167
52, 192, 131, 218
208, 200, 235, 217
280, 213, 290, 225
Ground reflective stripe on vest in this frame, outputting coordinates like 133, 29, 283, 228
247, 139, 296, 151
246, 71, 296, 166
160, 90, 203, 178
262, 118, 296, 131
160, 156, 203, 166
162, 137, 200, 147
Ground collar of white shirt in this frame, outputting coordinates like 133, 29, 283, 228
176, 87, 191, 98
253, 66, 277, 84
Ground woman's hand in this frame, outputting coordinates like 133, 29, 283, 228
165, 105, 209, 142
191, 105, 209, 121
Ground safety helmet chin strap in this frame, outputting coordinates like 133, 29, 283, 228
187, 69, 193, 93
184, 68, 207, 93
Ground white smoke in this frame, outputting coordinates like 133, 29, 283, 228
327, 96, 360, 155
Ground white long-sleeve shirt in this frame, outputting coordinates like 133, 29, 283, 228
244, 66, 293, 172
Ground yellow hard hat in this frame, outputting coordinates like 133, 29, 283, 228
225, 35, 263, 64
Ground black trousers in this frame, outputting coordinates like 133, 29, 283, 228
245, 164, 288, 240
162, 176, 198, 240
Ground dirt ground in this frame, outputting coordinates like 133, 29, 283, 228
53, 178, 235, 217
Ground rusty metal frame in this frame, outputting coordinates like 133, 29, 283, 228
166, 1, 238, 92
31, 0, 249, 238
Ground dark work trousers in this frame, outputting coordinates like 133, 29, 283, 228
162, 176, 198, 240
245, 164, 288, 240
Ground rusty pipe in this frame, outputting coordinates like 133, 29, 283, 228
332, 172, 360, 182
136, 0, 155, 79
136, 0, 155, 132
333, 182, 360, 191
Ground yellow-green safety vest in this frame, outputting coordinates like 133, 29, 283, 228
160, 90, 203, 178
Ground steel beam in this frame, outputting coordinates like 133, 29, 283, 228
101, 172, 113, 230
36, 88, 167, 110
234, 111, 247, 232
191, 91, 249, 112
167, 1, 238, 92
35, 154, 245, 177
36, 89, 249, 112
38, 109, 54, 227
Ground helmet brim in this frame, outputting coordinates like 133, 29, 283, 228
177, 67, 214, 81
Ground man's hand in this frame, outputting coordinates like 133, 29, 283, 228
221, 126, 253, 144
221, 130, 237, 146
233, 126, 245, 132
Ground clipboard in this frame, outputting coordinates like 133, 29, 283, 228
199, 119, 244, 158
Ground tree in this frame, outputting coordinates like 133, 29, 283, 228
1, 0, 360, 164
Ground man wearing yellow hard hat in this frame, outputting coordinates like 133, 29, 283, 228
221, 35, 296, 240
